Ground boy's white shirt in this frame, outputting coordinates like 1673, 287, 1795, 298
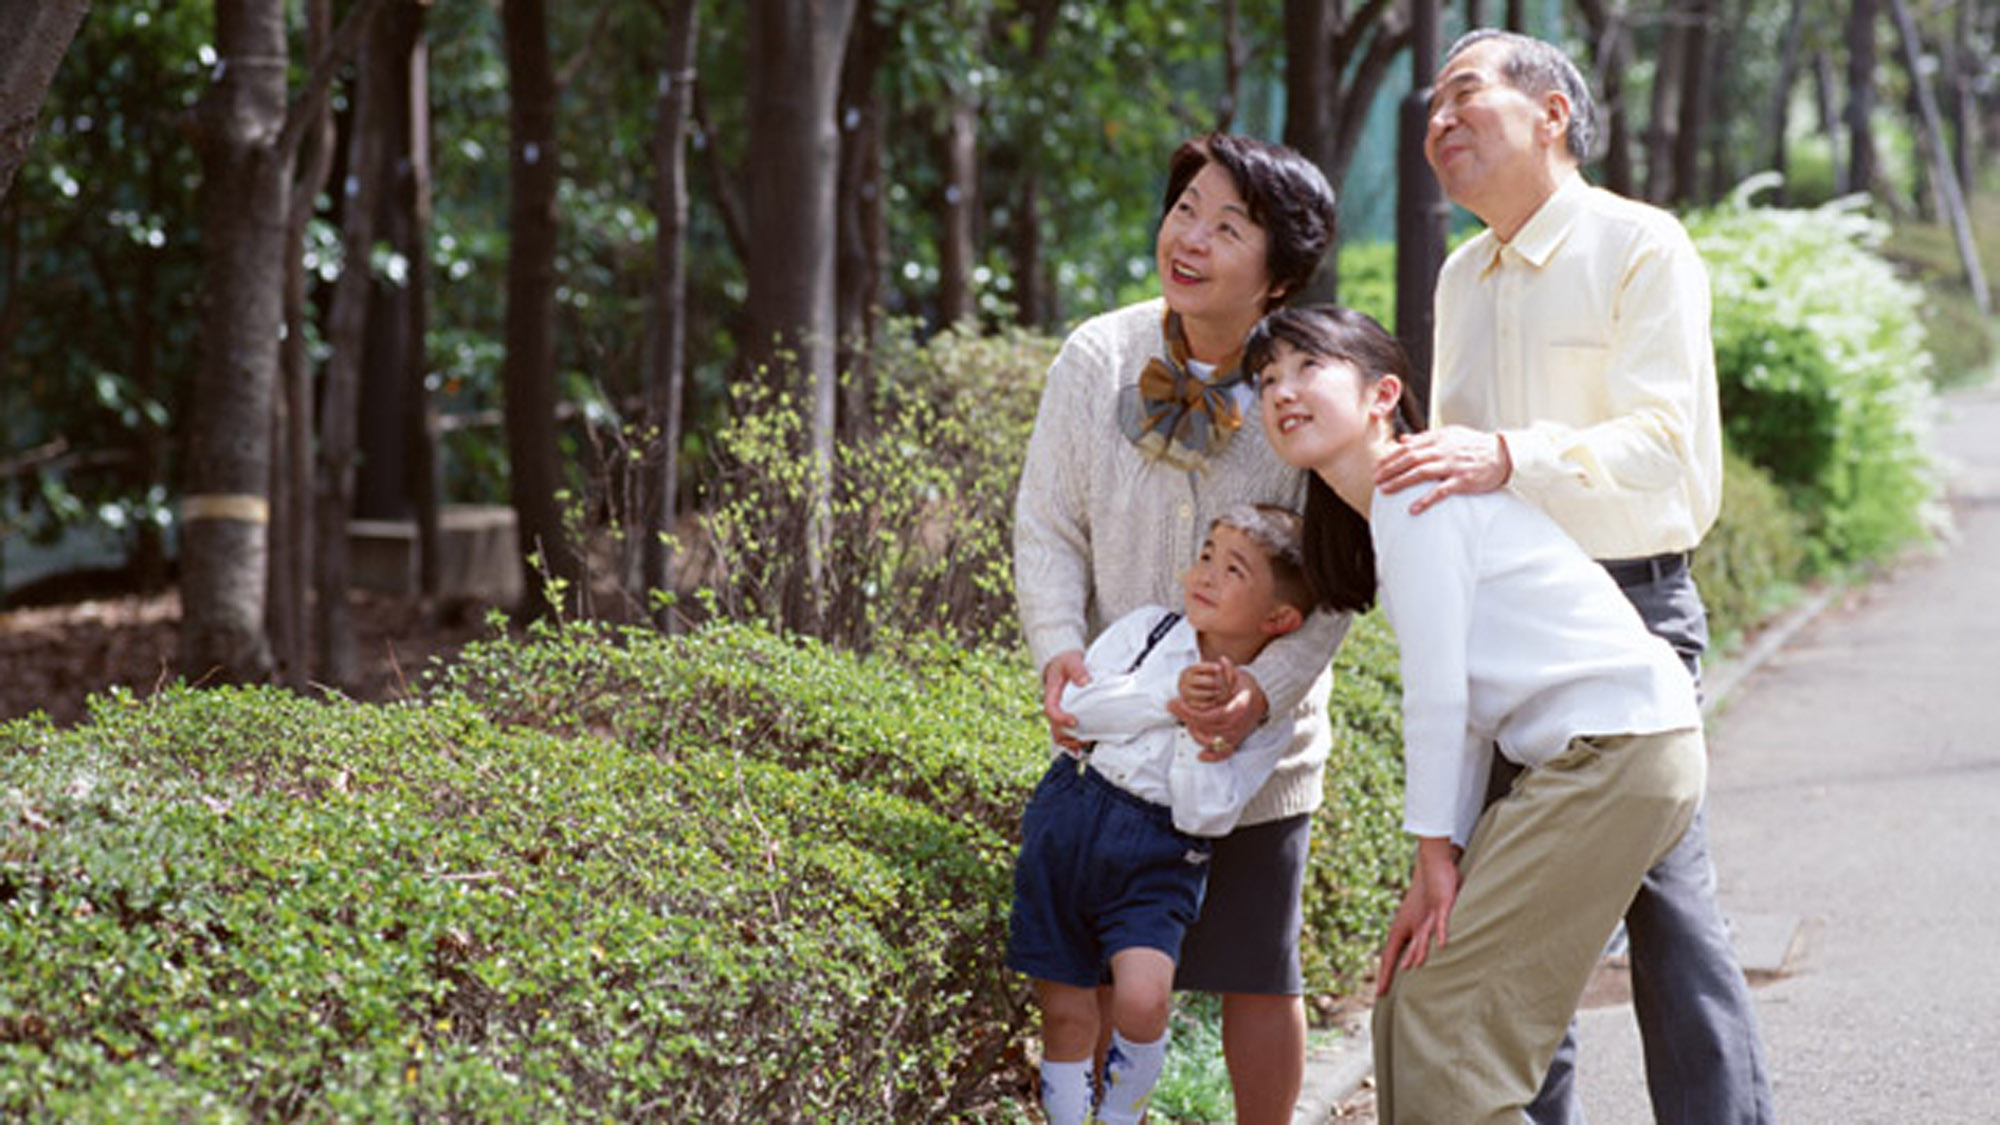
1057, 605, 1296, 838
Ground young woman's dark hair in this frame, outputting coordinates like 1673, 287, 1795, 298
1160, 134, 1338, 308
1243, 305, 1427, 613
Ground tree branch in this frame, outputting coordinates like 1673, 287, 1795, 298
693, 78, 750, 265
278, 0, 397, 163
556, 3, 617, 91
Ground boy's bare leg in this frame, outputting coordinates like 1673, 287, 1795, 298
1221, 992, 1306, 1125
1037, 979, 1103, 1062
1107, 948, 1175, 1042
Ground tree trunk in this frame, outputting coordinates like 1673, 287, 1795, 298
184, 0, 289, 684
1671, 7, 1710, 203
1644, 18, 1687, 203
357, 2, 427, 526
316, 12, 396, 686
744, 0, 858, 632
836, 0, 889, 435
1816, 48, 1848, 194
936, 96, 978, 328
403, 17, 439, 599
1847, 0, 1879, 197
1889, 0, 1988, 312
502, 0, 575, 617
1575, 0, 1637, 196
1946, 0, 1976, 192
1767, 0, 1809, 202
1004, 0, 1059, 329
645, 0, 699, 629
0, 0, 89, 206
273, 0, 339, 685
1283, 0, 1406, 304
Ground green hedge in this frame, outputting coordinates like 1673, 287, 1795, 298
1691, 186, 1945, 569
0, 616, 1408, 1119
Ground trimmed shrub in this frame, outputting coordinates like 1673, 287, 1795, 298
1695, 444, 1811, 649
1690, 184, 1945, 568
0, 613, 1413, 1119
1302, 610, 1410, 991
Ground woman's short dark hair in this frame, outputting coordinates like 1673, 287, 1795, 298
1161, 134, 1338, 307
1243, 305, 1426, 613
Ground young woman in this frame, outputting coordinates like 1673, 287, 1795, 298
1248, 305, 1705, 1124
1012, 134, 1345, 1122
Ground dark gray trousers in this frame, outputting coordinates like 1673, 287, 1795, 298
1517, 561, 1775, 1125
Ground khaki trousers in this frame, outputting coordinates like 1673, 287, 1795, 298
1374, 729, 1706, 1125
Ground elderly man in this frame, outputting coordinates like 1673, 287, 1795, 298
1375, 28, 1775, 1125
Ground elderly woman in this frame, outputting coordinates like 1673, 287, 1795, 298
1012, 133, 1347, 1123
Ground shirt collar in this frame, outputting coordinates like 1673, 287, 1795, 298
1479, 171, 1586, 275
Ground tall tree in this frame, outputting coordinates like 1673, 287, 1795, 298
1284, 0, 1411, 301
743, 0, 859, 628
272, 0, 340, 684
835, 0, 890, 426
183, 0, 295, 683
1644, 14, 1689, 202
1574, 0, 1638, 196
501, 0, 577, 615
183, 0, 388, 682
0, 0, 89, 206
1889, 0, 1988, 312
1766, 0, 1810, 202
316, 6, 397, 685
1847, 0, 1880, 196
645, 0, 699, 628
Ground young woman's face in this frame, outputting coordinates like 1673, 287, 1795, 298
1257, 341, 1374, 470
1156, 162, 1276, 329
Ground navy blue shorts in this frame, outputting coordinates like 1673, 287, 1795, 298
1007, 756, 1214, 989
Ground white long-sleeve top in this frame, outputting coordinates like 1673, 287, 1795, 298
1060, 606, 1295, 839
1371, 485, 1701, 845
1014, 299, 1349, 826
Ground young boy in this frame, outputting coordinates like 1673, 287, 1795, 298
1007, 503, 1315, 1125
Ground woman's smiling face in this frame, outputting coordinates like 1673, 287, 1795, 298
1256, 341, 1374, 471
1156, 161, 1276, 332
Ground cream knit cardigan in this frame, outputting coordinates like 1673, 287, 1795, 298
1014, 299, 1350, 826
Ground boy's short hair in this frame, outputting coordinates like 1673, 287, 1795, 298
1213, 503, 1315, 615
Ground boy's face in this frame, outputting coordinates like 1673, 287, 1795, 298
1182, 524, 1288, 645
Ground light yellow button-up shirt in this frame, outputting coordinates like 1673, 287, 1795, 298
1430, 172, 1723, 560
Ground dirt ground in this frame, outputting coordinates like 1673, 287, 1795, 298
0, 588, 495, 727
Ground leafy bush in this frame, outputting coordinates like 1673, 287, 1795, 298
1301, 611, 1410, 992
0, 612, 1414, 1119
1691, 184, 1945, 568
0, 624, 1038, 1120
698, 323, 1056, 650
1694, 444, 1811, 649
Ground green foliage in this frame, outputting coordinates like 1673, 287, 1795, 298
698, 323, 1057, 649
1302, 611, 1411, 991
0, 622, 1045, 1119
1334, 240, 1398, 331
1691, 185, 1945, 569
1694, 444, 1811, 649
1, 4, 208, 551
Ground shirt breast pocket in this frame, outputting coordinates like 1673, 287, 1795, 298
1544, 341, 1611, 420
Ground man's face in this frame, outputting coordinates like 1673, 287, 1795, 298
1424, 39, 1560, 217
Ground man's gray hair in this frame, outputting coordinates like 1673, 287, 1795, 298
1444, 29, 1599, 164
1213, 503, 1304, 569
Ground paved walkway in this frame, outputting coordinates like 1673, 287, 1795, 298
1302, 382, 2000, 1123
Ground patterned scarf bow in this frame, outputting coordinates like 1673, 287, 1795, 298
1117, 312, 1249, 469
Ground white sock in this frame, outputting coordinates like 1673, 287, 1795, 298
1095, 1029, 1168, 1125
1039, 1057, 1093, 1125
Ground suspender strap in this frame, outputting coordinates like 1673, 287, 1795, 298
1124, 611, 1183, 674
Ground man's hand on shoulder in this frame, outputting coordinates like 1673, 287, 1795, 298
1373, 426, 1513, 514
